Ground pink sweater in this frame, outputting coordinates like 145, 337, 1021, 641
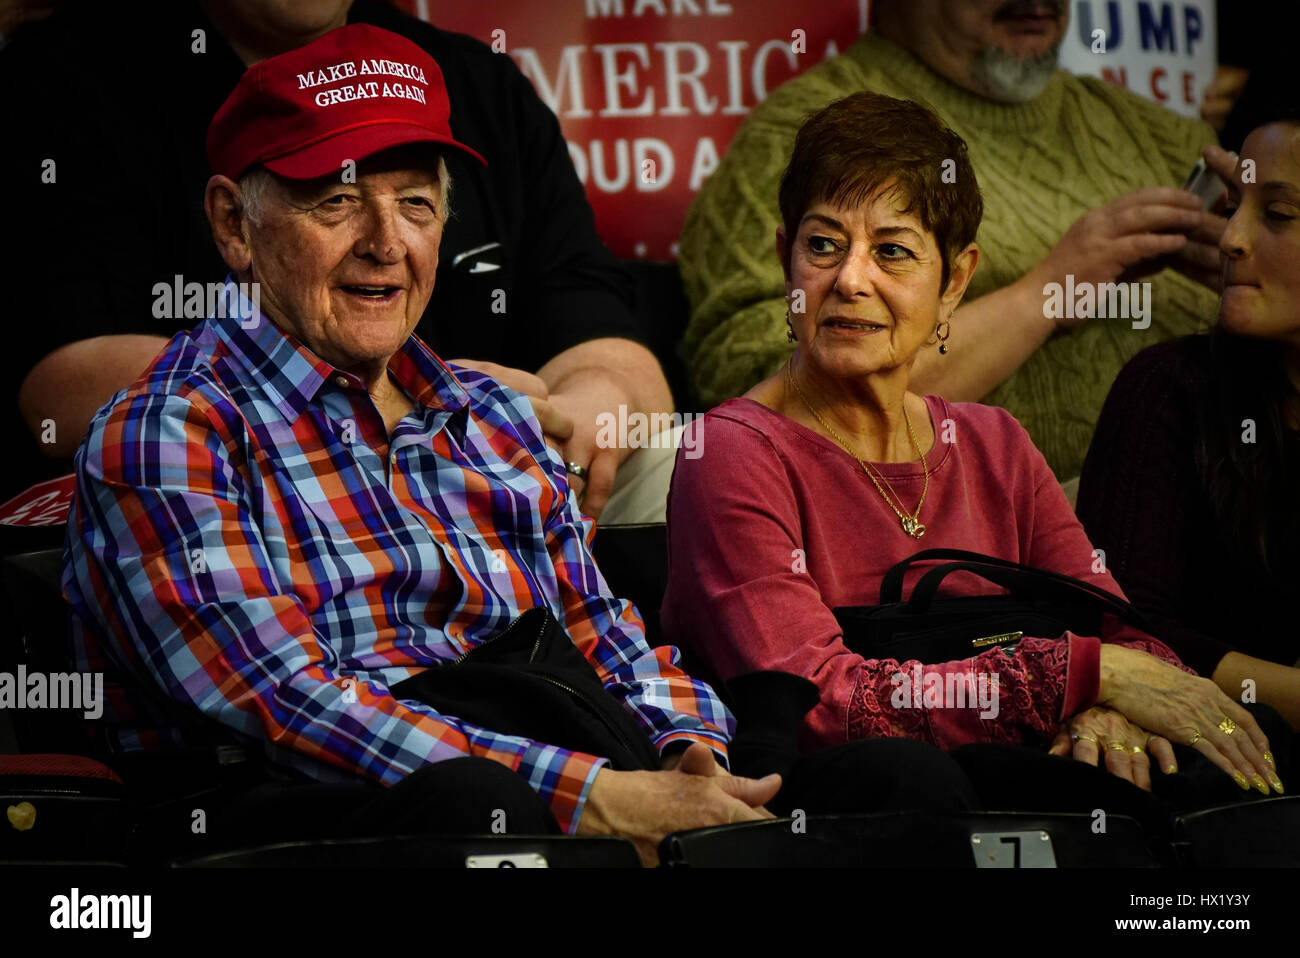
662, 396, 1184, 752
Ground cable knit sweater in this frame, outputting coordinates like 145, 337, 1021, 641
678, 30, 1219, 481
661, 395, 1186, 753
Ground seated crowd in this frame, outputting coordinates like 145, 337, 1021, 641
3, 1, 1296, 865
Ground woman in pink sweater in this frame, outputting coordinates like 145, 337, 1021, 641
664, 92, 1282, 799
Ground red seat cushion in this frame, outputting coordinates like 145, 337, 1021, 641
0, 753, 122, 783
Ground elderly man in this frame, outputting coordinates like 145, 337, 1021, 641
7, 0, 669, 519
680, 0, 1234, 483
63, 24, 775, 866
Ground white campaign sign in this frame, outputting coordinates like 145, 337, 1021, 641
1058, 0, 1217, 119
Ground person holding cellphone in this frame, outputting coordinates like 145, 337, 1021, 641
1078, 104, 1300, 739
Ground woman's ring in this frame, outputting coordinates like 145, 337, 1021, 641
1218, 716, 1237, 736
1072, 733, 1097, 745
565, 461, 589, 482
1106, 740, 1127, 751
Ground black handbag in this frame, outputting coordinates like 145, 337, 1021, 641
833, 548, 1159, 664
390, 607, 661, 771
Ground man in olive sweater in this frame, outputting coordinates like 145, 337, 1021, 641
680, 0, 1230, 481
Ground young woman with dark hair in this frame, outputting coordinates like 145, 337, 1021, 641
1077, 104, 1300, 732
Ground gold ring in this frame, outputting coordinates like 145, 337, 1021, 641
1074, 733, 1098, 746
1128, 746, 1145, 755
1188, 731, 1202, 746
1218, 717, 1237, 735
1107, 741, 1127, 751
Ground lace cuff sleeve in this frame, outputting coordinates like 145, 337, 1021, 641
846, 636, 1079, 748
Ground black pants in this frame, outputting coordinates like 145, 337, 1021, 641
722, 671, 978, 816
734, 738, 980, 817
223, 757, 559, 841
729, 696, 1292, 833
127, 755, 559, 863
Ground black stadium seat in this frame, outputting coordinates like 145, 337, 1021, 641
0, 754, 130, 866
660, 811, 1161, 868
172, 833, 640, 868
590, 522, 670, 647
1172, 797, 1300, 867
0, 544, 134, 866
1, 546, 93, 754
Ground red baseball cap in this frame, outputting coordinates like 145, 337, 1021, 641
207, 23, 485, 181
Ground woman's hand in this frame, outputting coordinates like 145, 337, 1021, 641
1049, 706, 1175, 791
1098, 645, 1283, 794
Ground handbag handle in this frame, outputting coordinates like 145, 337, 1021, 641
882, 548, 1146, 616
879, 548, 1034, 603
906, 559, 1156, 634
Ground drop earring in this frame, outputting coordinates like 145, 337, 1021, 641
936, 315, 951, 355
786, 310, 797, 343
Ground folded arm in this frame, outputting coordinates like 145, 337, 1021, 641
19, 334, 171, 459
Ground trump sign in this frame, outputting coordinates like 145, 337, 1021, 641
401, 0, 867, 259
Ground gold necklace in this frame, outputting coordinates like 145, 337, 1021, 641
785, 358, 930, 538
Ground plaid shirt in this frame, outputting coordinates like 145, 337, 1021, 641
64, 279, 732, 832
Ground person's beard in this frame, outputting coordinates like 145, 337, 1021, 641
971, 41, 1061, 102
972, 0, 1065, 102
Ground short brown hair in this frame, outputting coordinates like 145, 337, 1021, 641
778, 92, 982, 290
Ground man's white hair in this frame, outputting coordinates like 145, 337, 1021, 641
237, 154, 453, 227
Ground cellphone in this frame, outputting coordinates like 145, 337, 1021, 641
1182, 159, 1229, 210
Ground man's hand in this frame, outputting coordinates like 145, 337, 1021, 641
1133, 145, 1240, 293
537, 338, 674, 520
454, 339, 674, 520
449, 359, 575, 447
1029, 187, 1203, 331
1167, 144, 1240, 292
543, 373, 627, 517
661, 740, 722, 773
449, 357, 622, 516
577, 745, 782, 866
1157, 205, 1225, 292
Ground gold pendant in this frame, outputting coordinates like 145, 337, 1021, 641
901, 515, 926, 538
